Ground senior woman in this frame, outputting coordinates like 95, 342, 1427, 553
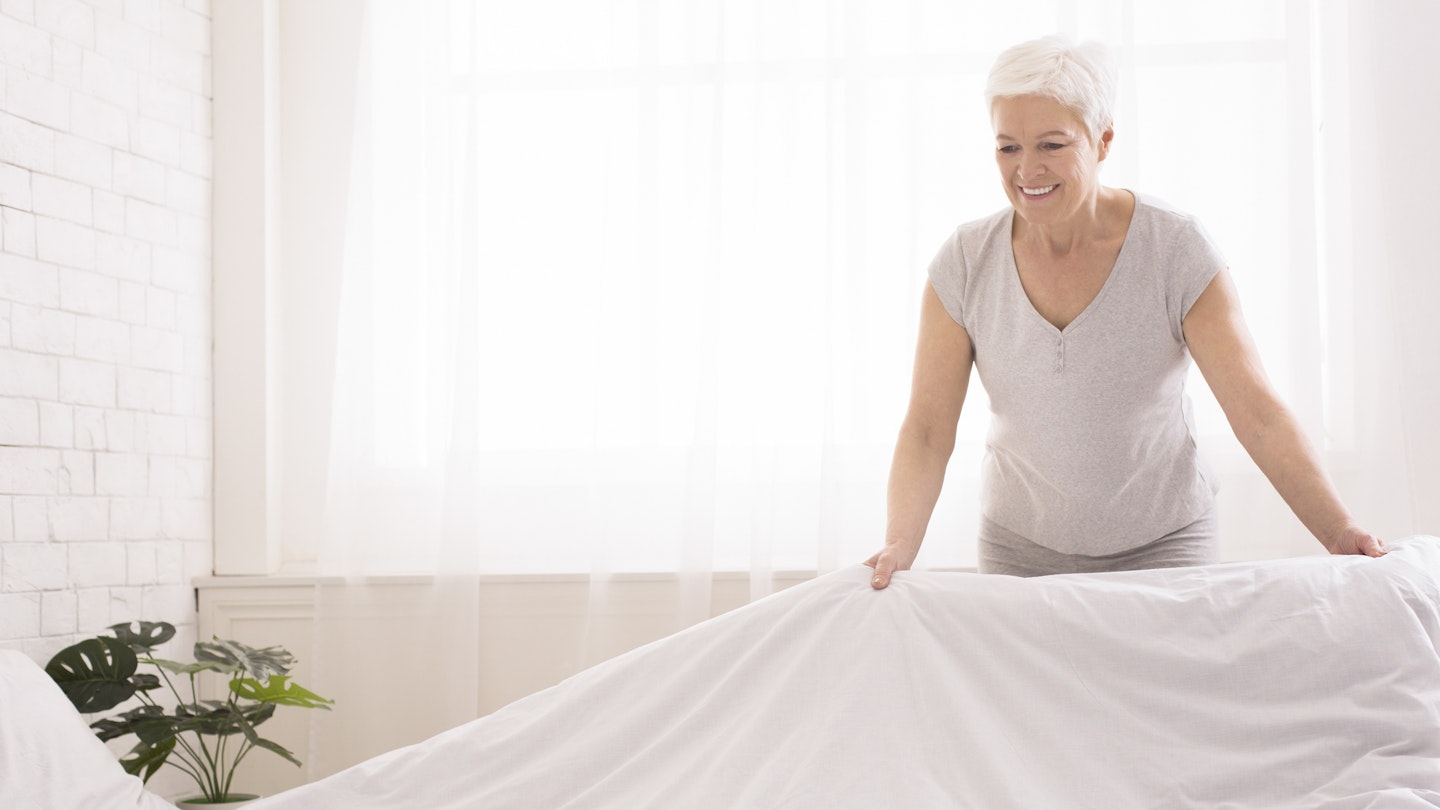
867, 36, 1385, 585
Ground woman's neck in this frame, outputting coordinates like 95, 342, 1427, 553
1016, 187, 1133, 256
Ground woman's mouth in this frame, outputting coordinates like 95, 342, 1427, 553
1020, 184, 1058, 197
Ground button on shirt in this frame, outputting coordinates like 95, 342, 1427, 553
927, 193, 1224, 555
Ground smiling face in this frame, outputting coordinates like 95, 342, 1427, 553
992, 94, 1112, 228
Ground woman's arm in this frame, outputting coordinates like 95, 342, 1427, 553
867, 282, 975, 588
1183, 268, 1385, 557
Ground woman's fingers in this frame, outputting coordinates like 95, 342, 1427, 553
1329, 526, 1387, 557
870, 551, 896, 589
866, 544, 919, 589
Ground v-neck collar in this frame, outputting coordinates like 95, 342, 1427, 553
1004, 192, 1141, 337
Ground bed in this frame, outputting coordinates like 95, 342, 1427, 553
5, 534, 1440, 809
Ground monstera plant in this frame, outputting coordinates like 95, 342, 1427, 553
45, 621, 333, 805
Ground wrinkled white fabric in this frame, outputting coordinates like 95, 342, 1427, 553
248, 535, 1440, 809
0, 650, 177, 810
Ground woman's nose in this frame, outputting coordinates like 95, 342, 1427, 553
1018, 153, 1045, 179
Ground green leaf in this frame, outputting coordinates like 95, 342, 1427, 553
91, 705, 170, 742
46, 621, 324, 792
229, 676, 334, 709
238, 701, 277, 728
194, 638, 295, 681
131, 714, 185, 746
119, 737, 176, 783
108, 621, 176, 653
175, 702, 242, 736
247, 735, 304, 768
45, 637, 139, 714
149, 657, 230, 676
171, 701, 276, 736
231, 706, 303, 768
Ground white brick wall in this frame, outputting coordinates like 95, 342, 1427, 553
0, 0, 211, 664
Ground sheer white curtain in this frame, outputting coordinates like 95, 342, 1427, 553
294, 0, 1425, 772
312, 0, 1399, 573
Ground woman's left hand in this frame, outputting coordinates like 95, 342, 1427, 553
1325, 524, 1387, 557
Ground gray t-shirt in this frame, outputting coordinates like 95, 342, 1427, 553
928, 193, 1224, 555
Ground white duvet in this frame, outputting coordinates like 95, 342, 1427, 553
249, 535, 1440, 809
6, 536, 1440, 809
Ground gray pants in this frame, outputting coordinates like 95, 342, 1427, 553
978, 507, 1219, 577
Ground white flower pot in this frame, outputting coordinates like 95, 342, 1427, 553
174, 794, 260, 809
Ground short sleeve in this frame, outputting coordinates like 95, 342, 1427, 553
1167, 215, 1226, 340
926, 227, 968, 329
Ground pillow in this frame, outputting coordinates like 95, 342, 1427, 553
0, 650, 176, 810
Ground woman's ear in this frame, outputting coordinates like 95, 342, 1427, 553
1098, 127, 1115, 159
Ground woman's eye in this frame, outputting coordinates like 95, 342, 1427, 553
998, 145, 1019, 154
1041, 142, 1066, 151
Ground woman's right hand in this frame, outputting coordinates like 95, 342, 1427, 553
864, 542, 919, 590
867, 283, 970, 592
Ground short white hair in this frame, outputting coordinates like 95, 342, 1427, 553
985, 35, 1118, 140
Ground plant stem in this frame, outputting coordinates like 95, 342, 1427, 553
169, 732, 213, 793
188, 672, 222, 799
214, 730, 228, 800
136, 665, 212, 799
147, 655, 186, 702
159, 748, 206, 789
215, 684, 243, 799
168, 741, 217, 799
222, 740, 254, 799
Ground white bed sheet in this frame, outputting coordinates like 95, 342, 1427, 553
0, 649, 177, 810
245, 535, 1440, 809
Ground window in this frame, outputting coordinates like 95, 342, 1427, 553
315, 0, 1339, 574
